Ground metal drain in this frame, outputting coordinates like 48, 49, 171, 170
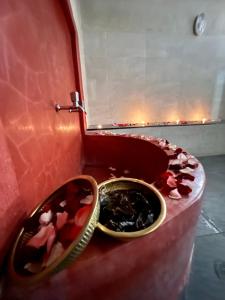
214, 260, 225, 280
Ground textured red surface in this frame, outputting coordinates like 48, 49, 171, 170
0, 0, 83, 261
3, 131, 206, 300
4, 146, 205, 300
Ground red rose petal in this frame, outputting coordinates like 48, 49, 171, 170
176, 173, 195, 181
168, 188, 182, 200
58, 223, 82, 244
186, 164, 196, 169
180, 167, 194, 173
161, 171, 174, 179
56, 211, 68, 230
167, 175, 177, 188
159, 140, 167, 148
175, 148, 183, 154
154, 171, 174, 189
42, 203, 51, 213
187, 158, 199, 168
164, 149, 177, 159
46, 227, 56, 254
177, 184, 192, 195
27, 223, 55, 249
169, 164, 182, 172
74, 206, 92, 227
24, 262, 43, 273
80, 194, 94, 205
43, 242, 64, 268
177, 153, 188, 163
161, 185, 174, 195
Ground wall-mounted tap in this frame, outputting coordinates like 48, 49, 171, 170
55, 91, 86, 113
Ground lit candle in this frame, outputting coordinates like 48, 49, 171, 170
176, 119, 180, 125
97, 124, 102, 129
202, 118, 206, 124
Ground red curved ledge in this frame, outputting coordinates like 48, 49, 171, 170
5, 132, 206, 300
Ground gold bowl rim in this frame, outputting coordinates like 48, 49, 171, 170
97, 177, 167, 239
8, 175, 99, 285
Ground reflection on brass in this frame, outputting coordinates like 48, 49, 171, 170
97, 178, 166, 241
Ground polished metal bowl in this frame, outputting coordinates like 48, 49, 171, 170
97, 178, 166, 240
8, 175, 99, 285
8, 176, 166, 285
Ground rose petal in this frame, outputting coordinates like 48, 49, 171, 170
165, 151, 178, 160
169, 164, 182, 172
161, 185, 174, 195
161, 171, 174, 179
159, 140, 167, 148
168, 144, 177, 150
56, 211, 68, 230
58, 223, 81, 244
39, 210, 52, 225
180, 167, 195, 173
24, 262, 43, 273
177, 184, 192, 195
169, 159, 181, 165
187, 158, 199, 168
154, 171, 174, 189
108, 166, 116, 171
109, 173, 116, 179
42, 203, 51, 213
44, 242, 64, 267
176, 173, 195, 181
59, 200, 66, 207
167, 175, 177, 188
186, 164, 196, 169
27, 223, 55, 249
168, 188, 182, 200
74, 206, 92, 227
175, 148, 183, 154
46, 228, 56, 254
123, 169, 130, 175
80, 195, 94, 205
177, 153, 188, 163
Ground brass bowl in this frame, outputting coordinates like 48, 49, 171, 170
8, 175, 99, 285
97, 178, 166, 240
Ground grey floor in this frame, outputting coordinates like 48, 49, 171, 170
180, 155, 225, 300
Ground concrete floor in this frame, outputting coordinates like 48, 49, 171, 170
180, 155, 225, 300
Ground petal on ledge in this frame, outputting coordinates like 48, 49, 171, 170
167, 175, 177, 188
178, 184, 192, 195
168, 188, 182, 200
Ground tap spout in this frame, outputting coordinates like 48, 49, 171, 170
55, 91, 86, 113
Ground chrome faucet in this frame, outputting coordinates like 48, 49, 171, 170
55, 91, 86, 113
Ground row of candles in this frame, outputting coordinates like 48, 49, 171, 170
90, 118, 222, 129
92, 119, 222, 130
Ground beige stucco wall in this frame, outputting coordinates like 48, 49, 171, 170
71, 0, 225, 156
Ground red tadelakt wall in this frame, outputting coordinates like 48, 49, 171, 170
0, 0, 83, 263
